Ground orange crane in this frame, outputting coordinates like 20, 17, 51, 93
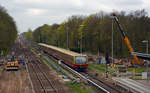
112, 13, 140, 64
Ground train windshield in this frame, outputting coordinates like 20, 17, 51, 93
75, 56, 86, 64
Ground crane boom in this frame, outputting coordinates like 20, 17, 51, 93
112, 13, 140, 64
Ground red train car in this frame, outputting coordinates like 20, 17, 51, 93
38, 43, 88, 70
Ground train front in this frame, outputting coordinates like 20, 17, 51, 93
73, 56, 88, 70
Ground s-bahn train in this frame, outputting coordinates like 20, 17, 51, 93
38, 43, 88, 70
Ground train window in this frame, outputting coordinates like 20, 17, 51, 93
75, 56, 86, 64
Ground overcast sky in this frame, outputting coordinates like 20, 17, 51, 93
0, 0, 150, 33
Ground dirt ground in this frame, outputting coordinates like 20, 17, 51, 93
0, 65, 32, 93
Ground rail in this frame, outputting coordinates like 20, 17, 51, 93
30, 61, 59, 93
30, 62, 47, 93
35, 62, 59, 93
42, 54, 110, 93
61, 63, 110, 93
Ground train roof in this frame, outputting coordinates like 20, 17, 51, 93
38, 43, 87, 57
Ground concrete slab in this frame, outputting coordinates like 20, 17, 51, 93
113, 78, 150, 93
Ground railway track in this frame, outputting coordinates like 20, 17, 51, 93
80, 72, 126, 93
42, 53, 111, 93
30, 61, 58, 93
26, 50, 71, 93
20, 44, 72, 93
43, 53, 131, 93
24, 41, 129, 93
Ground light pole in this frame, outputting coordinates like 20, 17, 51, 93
66, 27, 69, 50
80, 25, 84, 54
142, 40, 149, 80
112, 18, 114, 65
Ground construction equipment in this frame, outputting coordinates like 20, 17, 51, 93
6, 56, 19, 70
112, 13, 140, 65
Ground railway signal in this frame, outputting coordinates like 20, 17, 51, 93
105, 53, 109, 78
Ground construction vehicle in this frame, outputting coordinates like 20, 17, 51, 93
112, 13, 140, 65
6, 56, 19, 70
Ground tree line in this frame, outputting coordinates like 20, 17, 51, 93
0, 5, 18, 55
23, 9, 150, 58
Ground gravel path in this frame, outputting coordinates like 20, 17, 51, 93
0, 66, 32, 93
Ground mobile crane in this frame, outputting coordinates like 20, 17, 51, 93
112, 13, 140, 65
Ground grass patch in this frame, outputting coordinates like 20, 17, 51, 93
88, 64, 105, 72
40, 56, 63, 75
66, 82, 90, 93
91, 85, 101, 93
40, 57, 53, 70
89, 63, 145, 74
88, 64, 116, 74
127, 67, 145, 73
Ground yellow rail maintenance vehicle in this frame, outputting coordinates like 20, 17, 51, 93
6, 56, 19, 71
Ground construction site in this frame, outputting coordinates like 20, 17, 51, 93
0, 1, 150, 93
0, 33, 150, 93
